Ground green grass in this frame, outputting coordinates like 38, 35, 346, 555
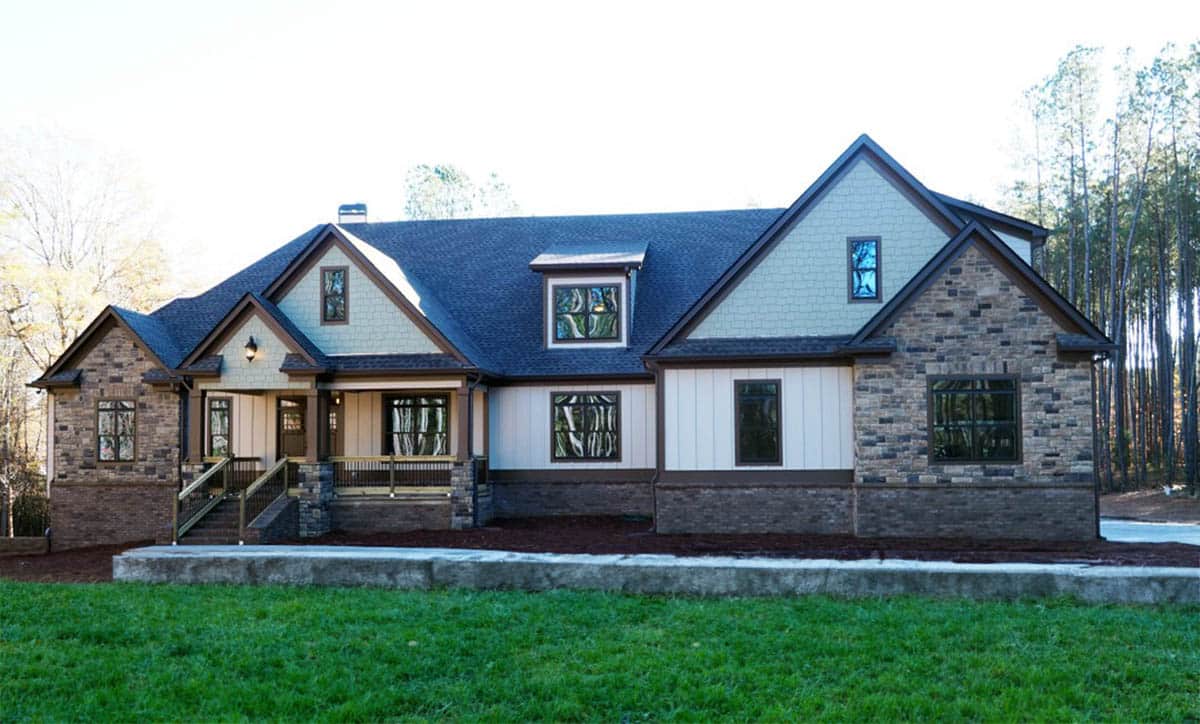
0, 583, 1197, 721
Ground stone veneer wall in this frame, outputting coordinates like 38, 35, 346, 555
50, 324, 181, 549
853, 243, 1097, 540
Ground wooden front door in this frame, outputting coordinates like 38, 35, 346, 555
277, 397, 307, 459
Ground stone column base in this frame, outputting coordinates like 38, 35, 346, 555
297, 462, 334, 538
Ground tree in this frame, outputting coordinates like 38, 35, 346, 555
402, 164, 520, 221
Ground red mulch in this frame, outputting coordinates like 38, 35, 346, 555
0, 542, 148, 584
1101, 489, 1200, 524
288, 516, 1200, 568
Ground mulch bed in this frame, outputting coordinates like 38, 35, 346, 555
4, 518, 1197, 585
289, 516, 1200, 568
1101, 488, 1200, 524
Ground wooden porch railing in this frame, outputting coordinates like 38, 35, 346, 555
330, 455, 454, 496
238, 457, 292, 544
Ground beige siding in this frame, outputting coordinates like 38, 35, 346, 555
663, 367, 853, 471
488, 384, 656, 470
204, 392, 275, 466
198, 314, 310, 391
276, 245, 440, 355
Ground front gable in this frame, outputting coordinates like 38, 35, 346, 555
192, 307, 312, 391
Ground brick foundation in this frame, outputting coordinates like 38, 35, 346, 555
492, 479, 653, 518
330, 498, 451, 532
51, 483, 175, 549
854, 485, 1095, 540
654, 484, 853, 534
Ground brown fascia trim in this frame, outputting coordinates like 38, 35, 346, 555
34, 308, 172, 386
644, 355, 857, 368
28, 378, 80, 390
261, 225, 473, 367
489, 373, 655, 386
489, 468, 656, 483
646, 134, 965, 356
529, 262, 641, 274
313, 367, 477, 379
656, 469, 854, 487
178, 294, 318, 370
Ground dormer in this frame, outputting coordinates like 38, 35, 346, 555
529, 240, 647, 349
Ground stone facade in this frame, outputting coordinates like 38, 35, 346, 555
50, 323, 181, 549
296, 462, 333, 537
655, 483, 852, 534
853, 242, 1097, 540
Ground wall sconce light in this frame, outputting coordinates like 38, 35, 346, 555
244, 336, 258, 362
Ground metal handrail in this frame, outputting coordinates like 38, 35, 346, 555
177, 457, 230, 502
173, 457, 232, 543
239, 457, 289, 544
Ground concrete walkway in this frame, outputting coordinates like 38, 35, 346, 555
113, 545, 1200, 605
1101, 517, 1200, 546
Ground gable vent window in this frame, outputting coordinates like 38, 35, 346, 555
848, 237, 881, 302
554, 285, 619, 341
321, 266, 348, 323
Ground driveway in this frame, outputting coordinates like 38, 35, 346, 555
1101, 518, 1200, 546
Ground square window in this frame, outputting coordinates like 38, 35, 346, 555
929, 377, 1020, 463
553, 285, 620, 341
552, 393, 620, 460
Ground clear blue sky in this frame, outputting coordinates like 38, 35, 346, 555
2, 0, 1196, 288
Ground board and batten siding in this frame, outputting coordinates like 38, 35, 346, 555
340, 390, 460, 457
202, 392, 275, 467
488, 384, 655, 470
663, 367, 853, 470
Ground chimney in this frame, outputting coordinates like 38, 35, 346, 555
337, 203, 367, 225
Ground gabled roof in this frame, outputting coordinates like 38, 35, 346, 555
262, 224, 483, 369
31, 305, 182, 388
932, 192, 1049, 242
646, 134, 967, 355
529, 240, 648, 272
850, 221, 1112, 350
178, 292, 326, 372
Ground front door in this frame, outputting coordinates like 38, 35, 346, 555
277, 397, 307, 459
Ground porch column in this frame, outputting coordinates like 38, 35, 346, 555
304, 388, 319, 462
315, 389, 332, 461
187, 387, 205, 463
455, 384, 469, 462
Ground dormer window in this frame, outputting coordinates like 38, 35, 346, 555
321, 266, 348, 323
848, 237, 881, 302
554, 285, 620, 341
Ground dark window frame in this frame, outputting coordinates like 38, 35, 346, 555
550, 283, 622, 343
207, 396, 232, 458
847, 236, 882, 303
320, 265, 349, 325
382, 392, 450, 457
550, 391, 622, 462
96, 398, 136, 463
926, 375, 1022, 464
734, 379, 782, 466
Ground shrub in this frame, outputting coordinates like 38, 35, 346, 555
13, 493, 50, 537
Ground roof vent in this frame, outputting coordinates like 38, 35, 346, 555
338, 203, 367, 224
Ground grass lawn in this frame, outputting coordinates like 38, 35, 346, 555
1, 583, 1197, 721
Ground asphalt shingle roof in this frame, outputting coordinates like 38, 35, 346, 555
141, 210, 784, 377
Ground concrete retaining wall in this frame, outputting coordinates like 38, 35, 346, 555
113, 546, 1200, 605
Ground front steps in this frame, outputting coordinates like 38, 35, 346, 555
180, 498, 241, 545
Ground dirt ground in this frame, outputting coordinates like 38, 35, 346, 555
1101, 488, 1200, 524
4, 517, 1197, 584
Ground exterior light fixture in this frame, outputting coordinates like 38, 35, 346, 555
244, 336, 258, 362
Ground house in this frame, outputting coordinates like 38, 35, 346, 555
31, 135, 1113, 548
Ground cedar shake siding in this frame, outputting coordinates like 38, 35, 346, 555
50, 323, 180, 549
852, 243, 1097, 540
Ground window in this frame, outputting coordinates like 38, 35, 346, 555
735, 380, 781, 465
208, 398, 231, 457
848, 237, 881, 301
929, 377, 1020, 463
97, 399, 135, 462
554, 285, 620, 341
552, 392, 619, 461
321, 266, 347, 323
384, 394, 448, 456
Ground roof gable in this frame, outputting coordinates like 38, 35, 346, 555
263, 225, 477, 367
179, 293, 323, 371
648, 134, 965, 354
851, 221, 1111, 348
32, 305, 179, 387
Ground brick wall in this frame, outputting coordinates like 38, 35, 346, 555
655, 483, 853, 534
330, 499, 451, 532
492, 479, 653, 518
50, 323, 181, 548
853, 243, 1098, 540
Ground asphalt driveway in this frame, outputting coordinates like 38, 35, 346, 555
1101, 518, 1200, 546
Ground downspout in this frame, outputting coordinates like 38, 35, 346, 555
1090, 355, 1103, 540
466, 372, 482, 527
178, 378, 193, 491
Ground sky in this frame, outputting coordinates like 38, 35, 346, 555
2, 0, 1198, 290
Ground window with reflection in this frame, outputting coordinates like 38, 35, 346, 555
552, 393, 619, 460
384, 394, 448, 456
930, 377, 1019, 462
849, 237, 880, 301
97, 400, 136, 462
735, 381, 781, 465
554, 285, 620, 341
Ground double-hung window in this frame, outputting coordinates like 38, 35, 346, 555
553, 285, 620, 341
322, 266, 348, 323
848, 237, 881, 302
552, 392, 620, 461
735, 380, 781, 465
208, 398, 231, 457
384, 394, 448, 456
929, 377, 1020, 463
97, 399, 136, 462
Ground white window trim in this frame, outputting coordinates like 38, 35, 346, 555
545, 274, 628, 349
